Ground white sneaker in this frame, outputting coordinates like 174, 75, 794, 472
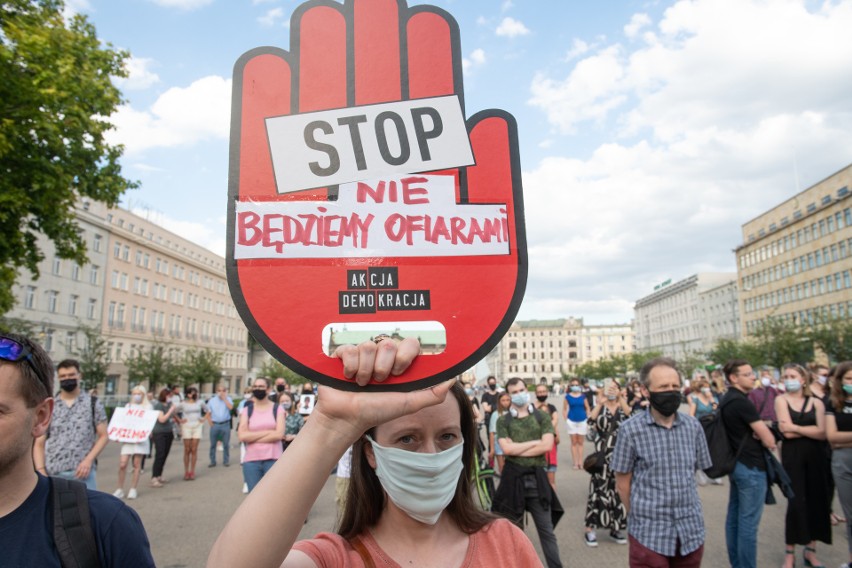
711, 477, 724, 485
242, 483, 249, 494
113, 489, 125, 499
584, 531, 598, 547
127, 488, 138, 500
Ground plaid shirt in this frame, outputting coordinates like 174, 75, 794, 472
611, 410, 711, 556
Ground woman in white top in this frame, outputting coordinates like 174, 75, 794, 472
114, 385, 174, 499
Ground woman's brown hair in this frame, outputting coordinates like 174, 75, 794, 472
829, 362, 852, 413
337, 381, 494, 538
158, 388, 171, 403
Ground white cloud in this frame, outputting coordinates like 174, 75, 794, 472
258, 7, 286, 27
107, 75, 232, 153
462, 48, 486, 73
519, 0, 852, 322
131, 208, 226, 257
495, 17, 530, 38
114, 57, 160, 91
564, 38, 590, 61
501, 0, 514, 12
148, 0, 213, 9
624, 13, 651, 39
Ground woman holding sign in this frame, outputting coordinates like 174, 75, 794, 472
209, 339, 541, 567
113, 385, 159, 499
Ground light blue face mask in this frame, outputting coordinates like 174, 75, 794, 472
784, 380, 802, 393
510, 391, 530, 407
366, 435, 464, 525
843, 384, 852, 395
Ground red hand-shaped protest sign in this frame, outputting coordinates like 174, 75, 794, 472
227, 0, 527, 391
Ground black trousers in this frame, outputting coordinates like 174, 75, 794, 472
151, 431, 174, 478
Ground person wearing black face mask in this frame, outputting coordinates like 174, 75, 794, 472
269, 377, 289, 403
481, 376, 500, 432
33, 359, 109, 490
611, 358, 712, 566
238, 377, 285, 492
175, 387, 208, 480
534, 384, 560, 490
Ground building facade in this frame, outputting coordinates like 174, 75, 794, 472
633, 273, 738, 358
736, 164, 852, 334
8, 201, 250, 397
496, 318, 635, 385
698, 279, 740, 352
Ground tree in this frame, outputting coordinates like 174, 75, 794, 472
0, 0, 136, 314
178, 347, 223, 389
259, 358, 308, 386
708, 338, 764, 368
811, 316, 852, 364
752, 317, 812, 369
124, 341, 179, 393
72, 323, 110, 387
0, 316, 35, 335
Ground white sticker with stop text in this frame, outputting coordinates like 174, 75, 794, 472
265, 96, 474, 194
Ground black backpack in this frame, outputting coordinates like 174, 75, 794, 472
50, 476, 101, 568
700, 397, 749, 478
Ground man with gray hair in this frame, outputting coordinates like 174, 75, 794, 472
612, 357, 711, 567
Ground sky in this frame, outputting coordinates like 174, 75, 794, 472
70, 0, 852, 325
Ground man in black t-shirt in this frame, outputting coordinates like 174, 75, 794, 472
0, 333, 154, 567
720, 359, 777, 568
480, 376, 500, 434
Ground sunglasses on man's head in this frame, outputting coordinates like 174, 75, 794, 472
0, 336, 49, 391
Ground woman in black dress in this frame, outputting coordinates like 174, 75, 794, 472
583, 381, 631, 547
775, 362, 831, 568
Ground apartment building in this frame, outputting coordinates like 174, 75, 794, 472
736, 164, 852, 334
8, 201, 250, 395
634, 273, 738, 358
6, 201, 109, 363
496, 318, 635, 385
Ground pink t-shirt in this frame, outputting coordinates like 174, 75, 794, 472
292, 518, 543, 567
240, 404, 283, 462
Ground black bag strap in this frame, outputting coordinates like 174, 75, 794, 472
51, 476, 101, 568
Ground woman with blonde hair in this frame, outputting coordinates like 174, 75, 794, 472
775, 363, 831, 568
114, 385, 172, 499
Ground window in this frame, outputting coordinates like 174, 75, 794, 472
121, 273, 129, 290
122, 245, 130, 261
113, 241, 121, 258
822, 195, 832, 206
52, 258, 61, 275
89, 266, 99, 285
87, 298, 97, 320
111, 270, 120, 288
68, 295, 78, 316
44, 329, 54, 353
108, 302, 116, 326
47, 291, 58, 313
24, 286, 36, 309
93, 234, 102, 252
66, 331, 76, 353
71, 264, 80, 281
807, 203, 816, 213
117, 303, 125, 325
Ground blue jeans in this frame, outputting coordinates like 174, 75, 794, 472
242, 459, 276, 492
55, 466, 97, 491
726, 461, 767, 568
209, 422, 231, 465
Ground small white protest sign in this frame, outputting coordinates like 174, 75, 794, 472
265, 95, 474, 194
106, 407, 159, 443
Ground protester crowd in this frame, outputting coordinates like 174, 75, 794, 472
4, 328, 852, 567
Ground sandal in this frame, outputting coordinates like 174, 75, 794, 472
803, 546, 825, 568
783, 548, 795, 568
831, 512, 846, 525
